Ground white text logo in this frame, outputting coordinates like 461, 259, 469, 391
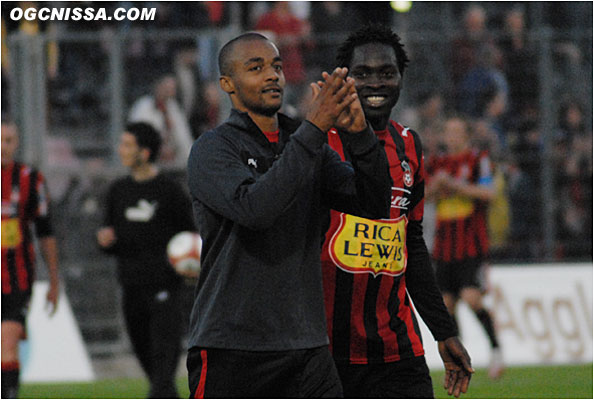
9, 7, 156, 22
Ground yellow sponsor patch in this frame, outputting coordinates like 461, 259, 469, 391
329, 214, 407, 277
1, 218, 22, 249
436, 196, 474, 220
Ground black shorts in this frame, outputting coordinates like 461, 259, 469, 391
335, 355, 434, 398
187, 346, 343, 398
1, 291, 31, 325
436, 258, 484, 296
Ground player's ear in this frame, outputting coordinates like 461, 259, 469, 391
220, 76, 235, 94
140, 147, 151, 163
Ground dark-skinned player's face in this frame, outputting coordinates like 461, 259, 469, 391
223, 39, 285, 117
349, 43, 402, 125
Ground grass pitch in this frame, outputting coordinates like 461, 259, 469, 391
20, 364, 593, 399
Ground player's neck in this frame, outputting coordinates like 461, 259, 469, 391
369, 115, 390, 132
131, 163, 158, 182
249, 112, 279, 134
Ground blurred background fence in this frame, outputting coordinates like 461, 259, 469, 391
2, 1, 592, 359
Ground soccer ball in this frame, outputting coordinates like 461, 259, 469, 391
167, 231, 202, 278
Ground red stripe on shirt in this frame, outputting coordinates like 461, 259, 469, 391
1, 249, 10, 294
16, 168, 31, 291
193, 349, 208, 399
399, 277, 424, 355
455, 218, 465, 260
375, 276, 399, 361
1, 165, 14, 294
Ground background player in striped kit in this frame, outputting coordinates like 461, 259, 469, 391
1, 120, 60, 399
426, 116, 504, 380
321, 25, 474, 398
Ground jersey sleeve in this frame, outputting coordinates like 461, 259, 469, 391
408, 130, 426, 222
406, 220, 458, 341
405, 132, 457, 341
188, 121, 328, 231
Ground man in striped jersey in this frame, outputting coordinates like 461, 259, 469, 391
426, 116, 503, 380
1, 120, 60, 398
321, 25, 473, 398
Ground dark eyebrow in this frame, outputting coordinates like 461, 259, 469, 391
244, 57, 264, 66
352, 64, 397, 70
244, 56, 283, 66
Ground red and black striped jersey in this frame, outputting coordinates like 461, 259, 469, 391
427, 149, 492, 262
1, 161, 53, 295
321, 121, 426, 364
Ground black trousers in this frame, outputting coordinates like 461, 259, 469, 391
187, 346, 343, 398
122, 284, 182, 398
336, 355, 434, 399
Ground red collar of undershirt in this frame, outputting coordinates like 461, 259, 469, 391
375, 128, 390, 141
263, 130, 279, 143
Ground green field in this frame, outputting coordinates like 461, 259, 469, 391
20, 364, 593, 399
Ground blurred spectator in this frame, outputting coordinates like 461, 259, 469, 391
497, 6, 538, 124
2, 1, 59, 79
2, 1, 59, 116
554, 98, 592, 259
189, 81, 221, 140
202, 1, 230, 27
402, 90, 447, 159
556, 133, 593, 259
174, 43, 200, 117
254, 2, 311, 109
1, 15, 10, 114
451, 5, 508, 127
455, 44, 508, 120
56, 2, 112, 125
309, 2, 359, 72
172, 42, 222, 140
506, 120, 542, 260
471, 119, 510, 254
557, 98, 587, 142
473, 117, 503, 158
170, 2, 229, 29
124, 26, 154, 103
128, 75, 193, 167
476, 84, 508, 152
450, 4, 497, 89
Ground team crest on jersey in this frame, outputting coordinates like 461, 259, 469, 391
401, 160, 413, 187
329, 213, 408, 277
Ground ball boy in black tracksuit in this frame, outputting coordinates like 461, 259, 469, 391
185, 33, 392, 398
97, 122, 195, 398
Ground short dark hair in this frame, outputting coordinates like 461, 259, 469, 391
125, 122, 162, 162
336, 24, 409, 75
218, 32, 271, 76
